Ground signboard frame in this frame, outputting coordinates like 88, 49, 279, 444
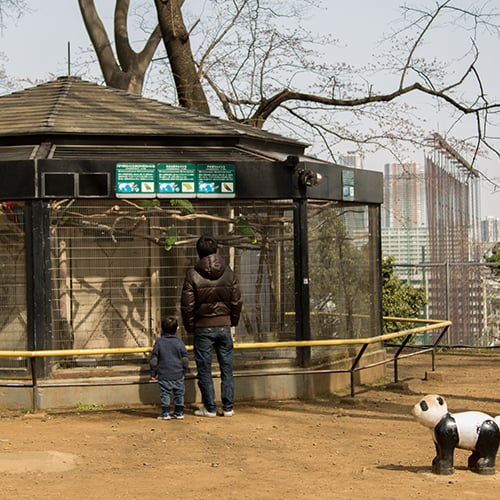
157, 163, 197, 198
115, 162, 236, 199
116, 163, 157, 198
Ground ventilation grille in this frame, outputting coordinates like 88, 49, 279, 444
51, 145, 266, 161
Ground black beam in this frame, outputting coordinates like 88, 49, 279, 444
293, 198, 311, 366
26, 200, 52, 354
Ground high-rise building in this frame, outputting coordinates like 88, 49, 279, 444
481, 216, 500, 243
425, 134, 483, 345
383, 162, 426, 229
382, 134, 485, 345
340, 151, 364, 169
382, 162, 428, 285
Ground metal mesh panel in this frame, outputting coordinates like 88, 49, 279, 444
308, 202, 378, 340
48, 199, 296, 369
0, 201, 28, 370
389, 262, 498, 347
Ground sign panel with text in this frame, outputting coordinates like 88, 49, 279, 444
115, 163, 236, 198
157, 163, 197, 198
197, 163, 235, 198
116, 163, 156, 198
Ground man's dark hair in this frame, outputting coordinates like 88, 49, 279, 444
161, 316, 178, 335
196, 235, 218, 258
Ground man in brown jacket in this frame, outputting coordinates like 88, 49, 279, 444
181, 235, 242, 417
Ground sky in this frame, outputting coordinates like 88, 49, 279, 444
1, 0, 499, 219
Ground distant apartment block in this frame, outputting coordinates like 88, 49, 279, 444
382, 162, 428, 284
481, 216, 500, 243
383, 162, 426, 229
340, 151, 364, 170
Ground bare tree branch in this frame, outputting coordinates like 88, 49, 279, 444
73, 0, 500, 181
79, 0, 161, 94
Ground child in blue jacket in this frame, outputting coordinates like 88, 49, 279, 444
150, 317, 189, 420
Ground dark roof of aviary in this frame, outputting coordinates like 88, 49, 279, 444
0, 77, 307, 151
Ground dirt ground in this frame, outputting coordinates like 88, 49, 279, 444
0, 351, 499, 500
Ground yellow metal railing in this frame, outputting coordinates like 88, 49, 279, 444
0, 317, 451, 407
0, 318, 450, 357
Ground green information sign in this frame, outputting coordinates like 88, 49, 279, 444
116, 163, 156, 198
115, 163, 236, 199
197, 163, 236, 198
157, 163, 197, 198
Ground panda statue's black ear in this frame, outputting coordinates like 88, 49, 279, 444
437, 396, 444, 405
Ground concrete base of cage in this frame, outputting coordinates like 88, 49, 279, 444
0, 349, 386, 411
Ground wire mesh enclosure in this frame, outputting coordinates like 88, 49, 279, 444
309, 203, 379, 341
0, 197, 381, 376
47, 199, 299, 369
0, 201, 27, 371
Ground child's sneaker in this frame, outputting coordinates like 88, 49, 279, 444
194, 407, 216, 418
223, 410, 234, 417
157, 414, 172, 420
173, 414, 184, 420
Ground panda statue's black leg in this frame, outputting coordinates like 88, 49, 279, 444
432, 445, 455, 474
467, 450, 480, 470
432, 417, 458, 475
470, 420, 500, 475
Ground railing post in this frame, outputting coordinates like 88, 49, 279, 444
431, 324, 450, 371
30, 357, 38, 412
392, 333, 413, 383
349, 343, 368, 397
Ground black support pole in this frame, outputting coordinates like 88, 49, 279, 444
25, 200, 52, 384
293, 198, 311, 367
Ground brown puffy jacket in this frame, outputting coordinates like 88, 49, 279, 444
181, 253, 242, 334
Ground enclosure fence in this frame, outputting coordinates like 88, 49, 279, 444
387, 262, 500, 347
1, 198, 381, 373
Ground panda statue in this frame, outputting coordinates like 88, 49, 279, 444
412, 394, 500, 475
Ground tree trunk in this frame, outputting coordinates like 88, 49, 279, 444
154, 0, 210, 113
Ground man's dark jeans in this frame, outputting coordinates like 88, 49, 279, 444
194, 326, 234, 413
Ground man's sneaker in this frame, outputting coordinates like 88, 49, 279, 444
223, 410, 234, 417
173, 414, 184, 420
157, 414, 172, 420
194, 407, 217, 418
